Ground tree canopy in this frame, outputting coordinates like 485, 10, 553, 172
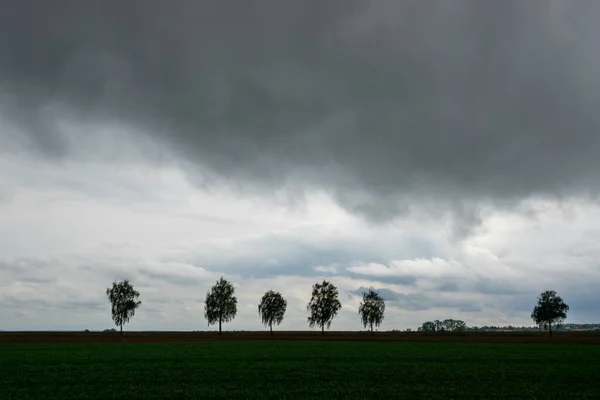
258, 290, 287, 335
358, 288, 385, 334
204, 277, 237, 334
106, 279, 141, 335
531, 290, 569, 336
307, 280, 342, 335
420, 321, 436, 332
418, 319, 466, 332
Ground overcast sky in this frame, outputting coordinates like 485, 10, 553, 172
1, 0, 599, 331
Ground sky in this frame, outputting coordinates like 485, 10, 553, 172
1, 0, 599, 331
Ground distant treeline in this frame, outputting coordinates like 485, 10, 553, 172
417, 319, 467, 332
464, 323, 600, 332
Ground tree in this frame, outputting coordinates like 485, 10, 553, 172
106, 279, 141, 335
307, 280, 342, 335
453, 320, 467, 332
204, 277, 237, 335
419, 319, 466, 332
358, 288, 385, 335
531, 290, 569, 337
420, 321, 436, 332
258, 290, 287, 336
442, 319, 467, 332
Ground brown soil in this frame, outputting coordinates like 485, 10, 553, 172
1, 330, 599, 344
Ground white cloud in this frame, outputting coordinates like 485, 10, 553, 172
313, 265, 341, 273
348, 258, 465, 279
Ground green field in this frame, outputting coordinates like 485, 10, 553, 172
1, 342, 598, 399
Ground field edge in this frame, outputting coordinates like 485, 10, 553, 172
1, 330, 600, 344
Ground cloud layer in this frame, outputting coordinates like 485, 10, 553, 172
3, 1, 600, 227
1, 155, 598, 331
1, 2, 599, 331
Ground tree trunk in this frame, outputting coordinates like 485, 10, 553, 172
270, 323, 273, 336
370, 322, 374, 336
548, 322, 552, 337
120, 323, 123, 335
321, 324, 325, 336
219, 319, 222, 335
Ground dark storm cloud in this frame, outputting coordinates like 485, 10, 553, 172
3, 1, 600, 225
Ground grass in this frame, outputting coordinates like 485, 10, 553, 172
1, 341, 599, 399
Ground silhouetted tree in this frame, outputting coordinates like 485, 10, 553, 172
106, 279, 141, 335
420, 321, 436, 332
419, 319, 466, 332
358, 289, 385, 335
531, 290, 569, 337
205, 277, 237, 335
443, 318, 467, 332
258, 290, 287, 336
307, 280, 342, 335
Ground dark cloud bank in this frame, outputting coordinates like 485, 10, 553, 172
2, 0, 600, 227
